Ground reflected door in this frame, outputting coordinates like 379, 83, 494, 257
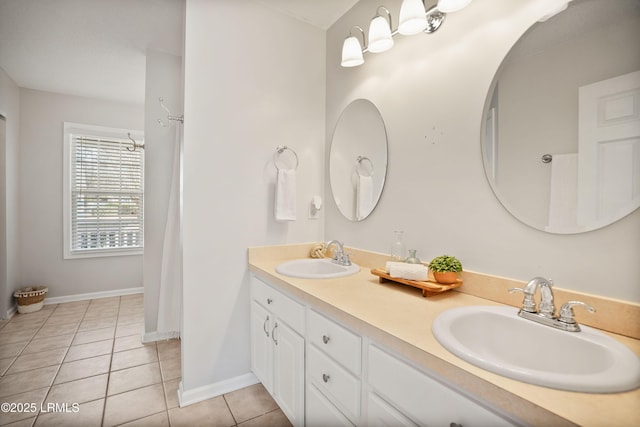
578, 70, 640, 226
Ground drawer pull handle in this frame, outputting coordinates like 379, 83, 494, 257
322, 335, 330, 344
322, 373, 330, 383
263, 316, 270, 337
271, 322, 278, 345
267, 298, 273, 305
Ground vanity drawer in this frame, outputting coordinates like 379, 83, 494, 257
368, 345, 514, 427
251, 277, 304, 334
306, 383, 354, 427
367, 392, 417, 427
307, 344, 361, 419
307, 309, 361, 375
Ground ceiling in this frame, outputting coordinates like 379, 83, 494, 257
0, 0, 357, 106
254, 0, 358, 30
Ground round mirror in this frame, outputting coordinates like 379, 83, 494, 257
330, 99, 388, 221
481, 0, 640, 234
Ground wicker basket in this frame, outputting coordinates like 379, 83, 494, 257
14, 286, 48, 314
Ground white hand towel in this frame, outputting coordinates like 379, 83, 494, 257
547, 153, 578, 231
275, 169, 296, 221
356, 175, 373, 220
387, 262, 429, 281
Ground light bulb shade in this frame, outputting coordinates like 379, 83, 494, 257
437, 0, 473, 13
368, 15, 394, 53
341, 36, 364, 67
398, 0, 427, 35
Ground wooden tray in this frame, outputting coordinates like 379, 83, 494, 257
371, 268, 462, 297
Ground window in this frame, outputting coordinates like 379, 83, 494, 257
63, 123, 144, 258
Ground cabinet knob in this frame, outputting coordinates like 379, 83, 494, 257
267, 298, 273, 305
322, 335, 330, 344
322, 373, 330, 383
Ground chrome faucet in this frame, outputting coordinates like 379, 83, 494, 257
324, 240, 351, 266
510, 277, 595, 332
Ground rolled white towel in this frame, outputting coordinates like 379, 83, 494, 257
387, 262, 428, 281
385, 261, 407, 273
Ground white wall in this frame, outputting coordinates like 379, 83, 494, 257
325, 0, 640, 302
143, 49, 183, 337
0, 67, 20, 318
18, 89, 144, 298
182, 0, 324, 399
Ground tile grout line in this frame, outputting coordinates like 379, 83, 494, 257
2, 304, 57, 377
36, 300, 90, 425
222, 394, 239, 427
0, 305, 58, 426
157, 339, 173, 426
100, 295, 121, 427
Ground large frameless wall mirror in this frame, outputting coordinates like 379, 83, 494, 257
481, 0, 640, 234
330, 99, 388, 221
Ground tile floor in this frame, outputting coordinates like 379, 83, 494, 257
0, 295, 290, 426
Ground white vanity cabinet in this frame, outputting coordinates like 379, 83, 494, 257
250, 277, 305, 427
250, 274, 518, 427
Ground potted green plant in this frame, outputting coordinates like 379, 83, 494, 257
428, 255, 462, 284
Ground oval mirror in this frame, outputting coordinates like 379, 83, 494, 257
481, 0, 640, 234
330, 99, 388, 221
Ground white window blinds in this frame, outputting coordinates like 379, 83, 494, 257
69, 133, 144, 255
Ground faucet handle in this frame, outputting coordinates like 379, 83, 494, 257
558, 301, 596, 325
509, 287, 537, 313
342, 252, 352, 266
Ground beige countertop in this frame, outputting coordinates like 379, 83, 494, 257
248, 244, 640, 427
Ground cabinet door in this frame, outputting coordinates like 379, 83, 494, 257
250, 301, 273, 392
273, 320, 305, 427
306, 383, 354, 427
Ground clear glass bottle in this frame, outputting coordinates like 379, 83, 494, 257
390, 231, 406, 261
405, 249, 421, 264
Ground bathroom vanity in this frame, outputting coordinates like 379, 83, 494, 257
248, 244, 640, 427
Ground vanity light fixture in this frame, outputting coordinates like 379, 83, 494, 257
368, 7, 394, 53
341, 26, 366, 67
341, 0, 471, 67
398, 0, 427, 35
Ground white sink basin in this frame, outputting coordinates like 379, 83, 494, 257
433, 305, 640, 393
275, 258, 359, 279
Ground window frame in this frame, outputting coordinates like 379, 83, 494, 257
63, 122, 145, 259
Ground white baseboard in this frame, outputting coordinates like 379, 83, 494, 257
178, 372, 259, 407
43, 287, 143, 305
142, 330, 180, 343
5, 305, 17, 320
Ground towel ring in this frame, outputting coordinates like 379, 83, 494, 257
274, 145, 299, 171
355, 155, 374, 177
